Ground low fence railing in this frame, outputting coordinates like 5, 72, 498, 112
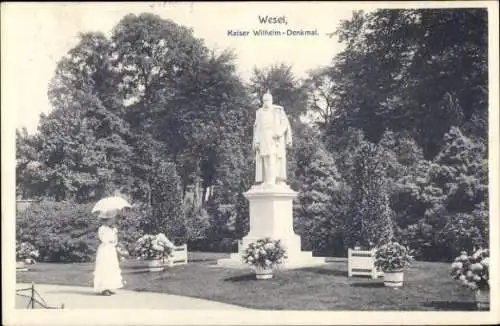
16, 283, 64, 309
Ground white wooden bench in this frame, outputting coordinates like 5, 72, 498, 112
168, 244, 188, 267
347, 248, 383, 279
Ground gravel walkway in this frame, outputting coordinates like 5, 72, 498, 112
16, 283, 250, 310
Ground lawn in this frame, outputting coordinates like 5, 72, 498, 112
16, 252, 478, 310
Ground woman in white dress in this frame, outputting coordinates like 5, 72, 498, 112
93, 212, 123, 296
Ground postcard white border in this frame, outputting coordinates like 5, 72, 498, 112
2, 1, 499, 325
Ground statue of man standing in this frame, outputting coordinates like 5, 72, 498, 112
253, 91, 292, 185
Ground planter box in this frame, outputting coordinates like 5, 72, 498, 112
122, 244, 188, 271
475, 289, 489, 310
347, 248, 383, 279
383, 270, 404, 287
254, 266, 273, 280
147, 259, 165, 272
16, 261, 28, 272
168, 244, 188, 267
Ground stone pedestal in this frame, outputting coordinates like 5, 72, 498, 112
216, 183, 325, 269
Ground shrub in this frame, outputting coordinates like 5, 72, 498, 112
16, 241, 39, 261
184, 206, 211, 241
187, 238, 238, 253
16, 200, 148, 262
133, 233, 175, 261
16, 201, 99, 262
116, 204, 147, 255
241, 238, 287, 269
450, 248, 489, 290
149, 160, 186, 240
374, 242, 414, 272
293, 146, 344, 255
345, 141, 394, 249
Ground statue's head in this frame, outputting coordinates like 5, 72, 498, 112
262, 91, 273, 107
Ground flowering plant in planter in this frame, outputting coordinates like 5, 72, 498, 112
241, 238, 287, 269
116, 244, 130, 262
16, 241, 40, 263
450, 248, 489, 290
374, 242, 414, 272
134, 233, 175, 261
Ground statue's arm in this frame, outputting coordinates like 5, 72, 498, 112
275, 105, 293, 145
286, 116, 292, 146
253, 113, 259, 150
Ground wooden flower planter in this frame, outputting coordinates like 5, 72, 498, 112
475, 288, 490, 310
16, 261, 28, 272
254, 266, 273, 280
347, 248, 383, 279
383, 270, 405, 287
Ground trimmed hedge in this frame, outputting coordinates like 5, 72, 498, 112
17, 201, 99, 262
16, 201, 146, 263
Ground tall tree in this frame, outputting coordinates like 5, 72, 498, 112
111, 13, 252, 196
149, 160, 186, 242
249, 63, 309, 123
328, 9, 487, 158
294, 145, 345, 255
304, 67, 338, 129
31, 32, 132, 202
16, 128, 45, 199
345, 141, 394, 249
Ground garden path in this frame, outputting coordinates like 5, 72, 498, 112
16, 283, 251, 310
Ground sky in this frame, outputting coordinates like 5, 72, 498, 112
3, 2, 359, 134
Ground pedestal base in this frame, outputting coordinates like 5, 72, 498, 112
216, 252, 326, 270
216, 183, 326, 270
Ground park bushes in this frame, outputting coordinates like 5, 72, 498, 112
16, 201, 147, 263
291, 127, 488, 262
16, 201, 99, 262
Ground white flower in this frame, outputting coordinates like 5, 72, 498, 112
264, 243, 275, 250
265, 259, 271, 266
459, 275, 466, 281
471, 263, 483, 272
481, 257, 490, 268
468, 282, 478, 290
451, 262, 463, 269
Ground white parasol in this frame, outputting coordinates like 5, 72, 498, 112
91, 196, 131, 214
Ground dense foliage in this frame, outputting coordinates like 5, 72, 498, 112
17, 201, 100, 262
17, 201, 147, 262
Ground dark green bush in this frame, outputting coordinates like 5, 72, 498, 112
187, 238, 238, 253
16, 201, 99, 262
16, 200, 148, 262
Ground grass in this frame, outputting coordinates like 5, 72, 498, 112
17, 252, 479, 310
